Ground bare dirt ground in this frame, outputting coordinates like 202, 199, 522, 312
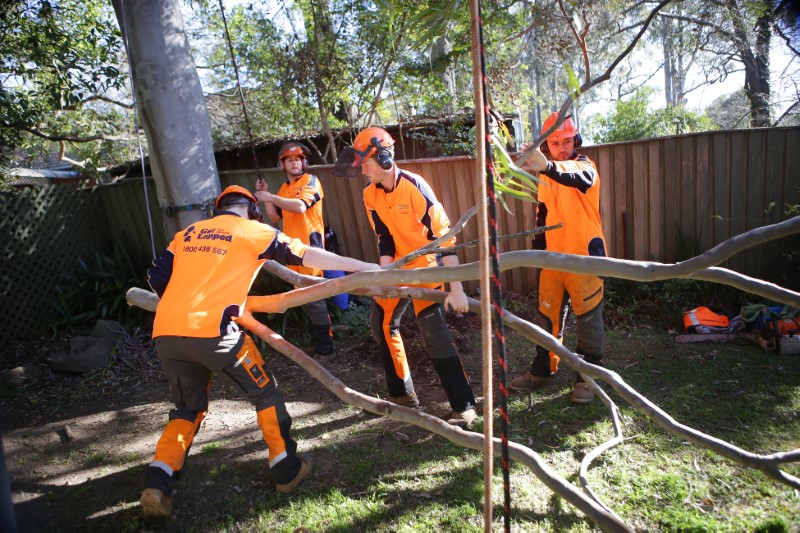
0, 306, 494, 531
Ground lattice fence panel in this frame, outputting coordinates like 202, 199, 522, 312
1, 183, 112, 341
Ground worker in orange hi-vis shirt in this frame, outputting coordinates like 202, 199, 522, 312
334, 127, 478, 429
254, 141, 334, 358
140, 185, 378, 518
509, 112, 607, 405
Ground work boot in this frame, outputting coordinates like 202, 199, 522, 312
508, 372, 552, 393
387, 391, 419, 408
447, 407, 478, 429
313, 343, 335, 359
276, 454, 313, 494
140, 488, 173, 518
310, 325, 334, 358
571, 382, 595, 404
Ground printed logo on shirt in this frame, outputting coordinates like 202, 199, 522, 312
183, 226, 196, 242
197, 228, 233, 242
397, 203, 411, 214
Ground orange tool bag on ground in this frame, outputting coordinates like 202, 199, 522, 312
682, 306, 730, 333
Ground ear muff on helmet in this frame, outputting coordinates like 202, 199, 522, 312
540, 141, 549, 156
215, 185, 263, 222
247, 200, 263, 222
372, 137, 394, 170
277, 141, 310, 171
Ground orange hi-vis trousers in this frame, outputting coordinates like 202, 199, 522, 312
145, 332, 301, 494
529, 269, 605, 380
370, 285, 475, 412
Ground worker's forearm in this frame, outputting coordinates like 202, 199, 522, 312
303, 247, 378, 272
441, 254, 465, 294
257, 191, 307, 214
263, 202, 281, 224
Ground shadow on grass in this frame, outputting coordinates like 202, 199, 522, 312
604, 329, 800, 453
13, 464, 146, 531
504, 325, 800, 455
8, 312, 799, 531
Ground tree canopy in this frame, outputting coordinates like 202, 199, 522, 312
0, 0, 130, 172
2, 0, 798, 173
588, 87, 717, 143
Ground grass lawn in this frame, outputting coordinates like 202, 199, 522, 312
4, 283, 799, 531
222, 317, 800, 531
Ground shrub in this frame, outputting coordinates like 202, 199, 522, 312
50, 242, 150, 335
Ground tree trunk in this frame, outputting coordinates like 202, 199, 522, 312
662, 16, 674, 107
660, 10, 689, 108
726, 0, 772, 127
111, 0, 220, 236
674, 20, 687, 106
431, 34, 456, 114
750, 14, 772, 126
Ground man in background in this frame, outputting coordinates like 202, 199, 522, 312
334, 127, 478, 428
255, 141, 334, 358
510, 113, 607, 404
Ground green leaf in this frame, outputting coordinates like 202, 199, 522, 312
564, 64, 581, 95
490, 131, 540, 205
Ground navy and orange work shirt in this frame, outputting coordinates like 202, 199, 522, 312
148, 212, 308, 338
363, 167, 457, 270
275, 173, 325, 277
532, 152, 607, 258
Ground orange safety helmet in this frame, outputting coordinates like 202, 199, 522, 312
215, 185, 262, 221
353, 127, 394, 159
540, 112, 582, 155
541, 112, 578, 141
277, 141, 310, 171
353, 127, 395, 170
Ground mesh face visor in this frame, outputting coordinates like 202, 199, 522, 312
333, 146, 369, 177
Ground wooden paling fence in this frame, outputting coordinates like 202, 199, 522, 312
103, 127, 800, 294
4, 127, 798, 340
213, 127, 800, 294
101, 127, 800, 293
588, 127, 800, 279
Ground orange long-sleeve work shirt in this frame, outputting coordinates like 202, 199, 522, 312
148, 212, 308, 338
363, 168, 457, 270
275, 173, 326, 277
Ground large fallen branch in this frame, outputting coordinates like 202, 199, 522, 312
234, 310, 631, 532
242, 214, 800, 307
126, 280, 800, 492
238, 216, 800, 313
125, 215, 800, 529
127, 217, 800, 316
